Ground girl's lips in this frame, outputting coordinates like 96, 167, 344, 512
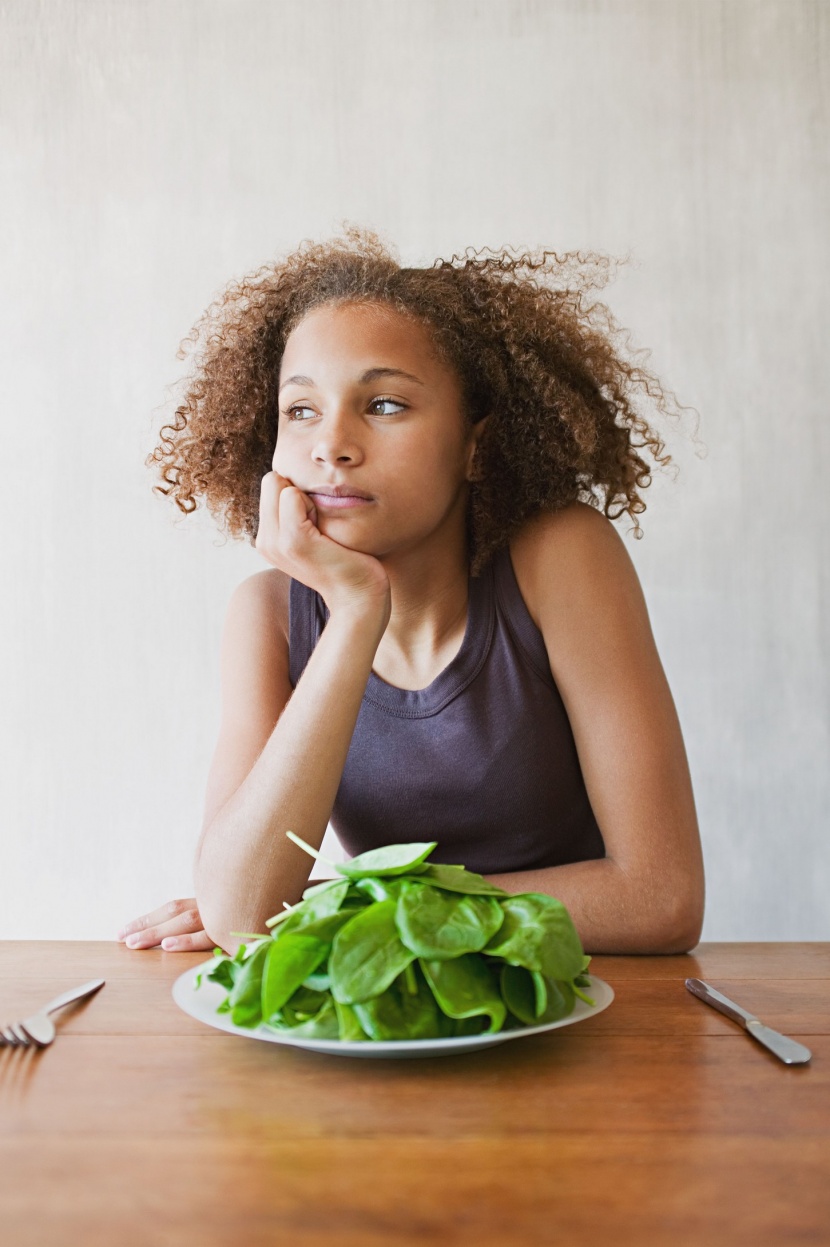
308, 493, 374, 510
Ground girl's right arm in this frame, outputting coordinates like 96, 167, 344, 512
192, 471, 391, 956
116, 575, 384, 956
118, 472, 390, 955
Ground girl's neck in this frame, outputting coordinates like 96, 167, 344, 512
373, 519, 472, 682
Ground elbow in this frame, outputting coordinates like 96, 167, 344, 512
200, 911, 244, 960
196, 898, 235, 958
655, 922, 702, 957
649, 881, 705, 955
194, 868, 272, 960
194, 867, 237, 959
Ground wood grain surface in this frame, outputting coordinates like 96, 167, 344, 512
1, 942, 828, 1246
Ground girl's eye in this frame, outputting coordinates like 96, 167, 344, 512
369, 397, 406, 415
282, 396, 406, 421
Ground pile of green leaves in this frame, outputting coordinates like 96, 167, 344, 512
194, 833, 594, 1042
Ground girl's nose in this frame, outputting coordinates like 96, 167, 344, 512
311, 415, 365, 466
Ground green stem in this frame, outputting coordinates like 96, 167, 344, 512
264, 908, 294, 929
286, 829, 337, 870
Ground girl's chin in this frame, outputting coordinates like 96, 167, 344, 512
315, 519, 375, 549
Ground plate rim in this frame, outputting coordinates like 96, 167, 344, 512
172, 960, 614, 1054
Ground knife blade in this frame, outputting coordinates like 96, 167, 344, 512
685, 978, 812, 1065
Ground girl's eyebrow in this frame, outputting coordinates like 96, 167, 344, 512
279, 366, 425, 393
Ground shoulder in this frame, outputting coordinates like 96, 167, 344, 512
507, 501, 658, 686
509, 501, 639, 629
225, 567, 291, 642
219, 568, 293, 689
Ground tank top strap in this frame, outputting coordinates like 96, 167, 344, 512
491, 543, 555, 687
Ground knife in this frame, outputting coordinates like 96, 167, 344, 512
685, 978, 812, 1065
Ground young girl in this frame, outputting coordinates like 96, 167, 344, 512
118, 226, 704, 958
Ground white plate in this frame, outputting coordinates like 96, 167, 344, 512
172, 962, 614, 1059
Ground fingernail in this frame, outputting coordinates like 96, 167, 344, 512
162, 938, 177, 950
126, 934, 140, 947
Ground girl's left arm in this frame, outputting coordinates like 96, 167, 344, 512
485, 503, 705, 955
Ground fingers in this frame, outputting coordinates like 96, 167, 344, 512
256, 471, 318, 570
255, 471, 289, 565
117, 899, 206, 950
158, 930, 216, 953
118, 897, 197, 937
279, 478, 316, 533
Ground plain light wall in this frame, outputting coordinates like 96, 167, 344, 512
1, 0, 827, 940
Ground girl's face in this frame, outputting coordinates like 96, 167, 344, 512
274, 300, 482, 559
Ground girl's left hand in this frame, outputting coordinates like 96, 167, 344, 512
116, 898, 215, 951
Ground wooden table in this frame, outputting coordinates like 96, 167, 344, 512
1, 942, 828, 1246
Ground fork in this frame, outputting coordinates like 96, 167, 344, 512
1, 979, 106, 1048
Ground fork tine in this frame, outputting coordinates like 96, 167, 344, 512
11, 1023, 32, 1047
2, 1024, 23, 1047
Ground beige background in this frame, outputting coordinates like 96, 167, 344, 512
0, 0, 827, 939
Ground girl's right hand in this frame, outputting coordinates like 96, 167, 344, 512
117, 899, 214, 952
255, 471, 391, 619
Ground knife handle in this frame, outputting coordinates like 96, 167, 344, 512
747, 1020, 812, 1066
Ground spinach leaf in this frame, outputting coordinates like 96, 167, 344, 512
268, 994, 340, 1039
336, 842, 438, 879
227, 939, 271, 1028
334, 999, 370, 1041
396, 880, 505, 960
279, 985, 330, 1020
301, 878, 351, 915
293, 996, 340, 1038
205, 954, 238, 992
452, 1014, 490, 1037
419, 863, 509, 896
353, 876, 406, 904
328, 899, 416, 1004
275, 879, 354, 937
574, 954, 593, 989
261, 933, 328, 1020
500, 964, 575, 1025
540, 978, 575, 1021
302, 970, 331, 992
420, 954, 506, 1033
301, 877, 351, 902
483, 894, 584, 982
353, 965, 447, 1041
281, 909, 361, 944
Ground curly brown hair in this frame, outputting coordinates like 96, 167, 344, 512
148, 223, 697, 575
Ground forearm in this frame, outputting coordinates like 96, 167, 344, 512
484, 856, 703, 956
195, 607, 386, 955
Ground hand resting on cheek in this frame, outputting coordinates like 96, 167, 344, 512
256, 469, 390, 616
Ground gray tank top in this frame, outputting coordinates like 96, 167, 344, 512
288, 544, 606, 874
